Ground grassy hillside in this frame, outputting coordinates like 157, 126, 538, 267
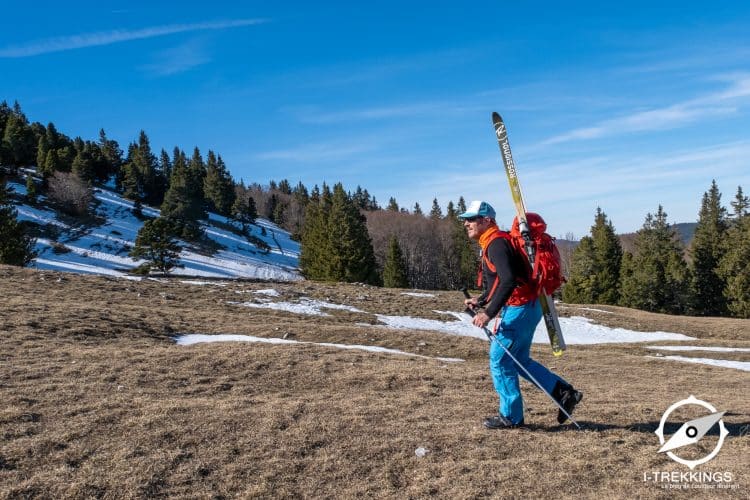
1, 265, 748, 498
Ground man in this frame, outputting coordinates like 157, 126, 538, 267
460, 200, 582, 429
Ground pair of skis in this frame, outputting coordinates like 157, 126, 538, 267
491, 112, 566, 356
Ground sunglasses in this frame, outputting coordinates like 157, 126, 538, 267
464, 216, 483, 222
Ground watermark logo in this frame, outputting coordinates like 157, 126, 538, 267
643, 396, 738, 491
655, 395, 729, 470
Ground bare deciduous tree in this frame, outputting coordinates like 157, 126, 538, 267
48, 171, 92, 216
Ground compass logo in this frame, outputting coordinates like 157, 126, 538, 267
655, 395, 729, 470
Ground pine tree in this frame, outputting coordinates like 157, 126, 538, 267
159, 149, 172, 184
121, 156, 141, 201
45, 122, 61, 151
84, 140, 108, 184
563, 209, 622, 304
430, 198, 443, 219
300, 184, 377, 284
730, 186, 748, 219
98, 129, 123, 184
272, 197, 288, 226
300, 190, 332, 279
413, 202, 423, 215
232, 194, 258, 228
619, 206, 691, 313
590, 208, 623, 304
36, 135, 49, 175
71, 149, 94, 184
44, 149, 63, 177
563, 236, 596, 303
446, 201, 457, 219
0, 179, 35, 266
457, 196, 467, 214
277, 179, 292, 195
130, 217, 181, 274
1, 109, 36, 170
182, 147, 207, 219
383, 236, 409, 288
718, 211, 750, 318
25, 174, 37, 203
122, 131, 164, 205
267, 193, 279, 223
161, 149, 204, 226
326, 183, 379, 284
352, 185, 370, 210
289, 181, 310, 239
203, 151, 235, 215
0, 101, 11, 134
387, 197, 399, 212
691, 180, 728, 315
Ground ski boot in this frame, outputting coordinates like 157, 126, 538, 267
553, 382, 583, 424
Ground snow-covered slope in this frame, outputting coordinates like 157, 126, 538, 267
9, 178, 301, 280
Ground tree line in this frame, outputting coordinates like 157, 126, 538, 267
299, 189, 476, 289
3, 100, 748, 317
563, 181, 750, 318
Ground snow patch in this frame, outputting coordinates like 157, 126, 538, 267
647, 355, 750, 372
174, 334, 464, 363
543, 316, 695, 345
179, 280, 229, 286
373, 312, 695, 345
376, 312, 485, 340
231, 298, 363, 317
645, 345, 750, 353
34, 258, 129, 277
401, 292, 436, 298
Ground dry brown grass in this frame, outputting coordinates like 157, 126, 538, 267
1, 265, 749, 499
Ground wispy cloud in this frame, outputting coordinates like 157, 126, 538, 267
0, 19, 267, 58
293, 101, 479, 125
542, 74, 750, 145
140, 41, 210, 77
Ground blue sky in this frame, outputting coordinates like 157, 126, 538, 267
2, 1, 749, 237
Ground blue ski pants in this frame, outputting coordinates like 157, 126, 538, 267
489, 300, 567, 424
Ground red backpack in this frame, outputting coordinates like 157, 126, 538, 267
475, 213, 564, 304
509, 213, 565, 296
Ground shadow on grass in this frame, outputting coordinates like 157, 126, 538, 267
527, 415, 750, 436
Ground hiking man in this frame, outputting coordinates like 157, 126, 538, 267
459, 200, 582, 429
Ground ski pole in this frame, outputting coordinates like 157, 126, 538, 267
460, 288, 581, 429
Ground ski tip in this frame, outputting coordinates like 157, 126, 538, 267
491, 111, 502, 121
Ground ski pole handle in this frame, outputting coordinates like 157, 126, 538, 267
460, 287, 476, 317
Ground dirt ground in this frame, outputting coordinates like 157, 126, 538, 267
1, 265, 749, 499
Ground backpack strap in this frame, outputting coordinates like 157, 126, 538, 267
477, 230, 513, 300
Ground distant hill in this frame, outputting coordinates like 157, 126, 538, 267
618, 222, 697, 254
556, 222, 697, 257
672, 222, 698, 246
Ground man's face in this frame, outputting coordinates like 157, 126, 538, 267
463, 216, 490, 240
